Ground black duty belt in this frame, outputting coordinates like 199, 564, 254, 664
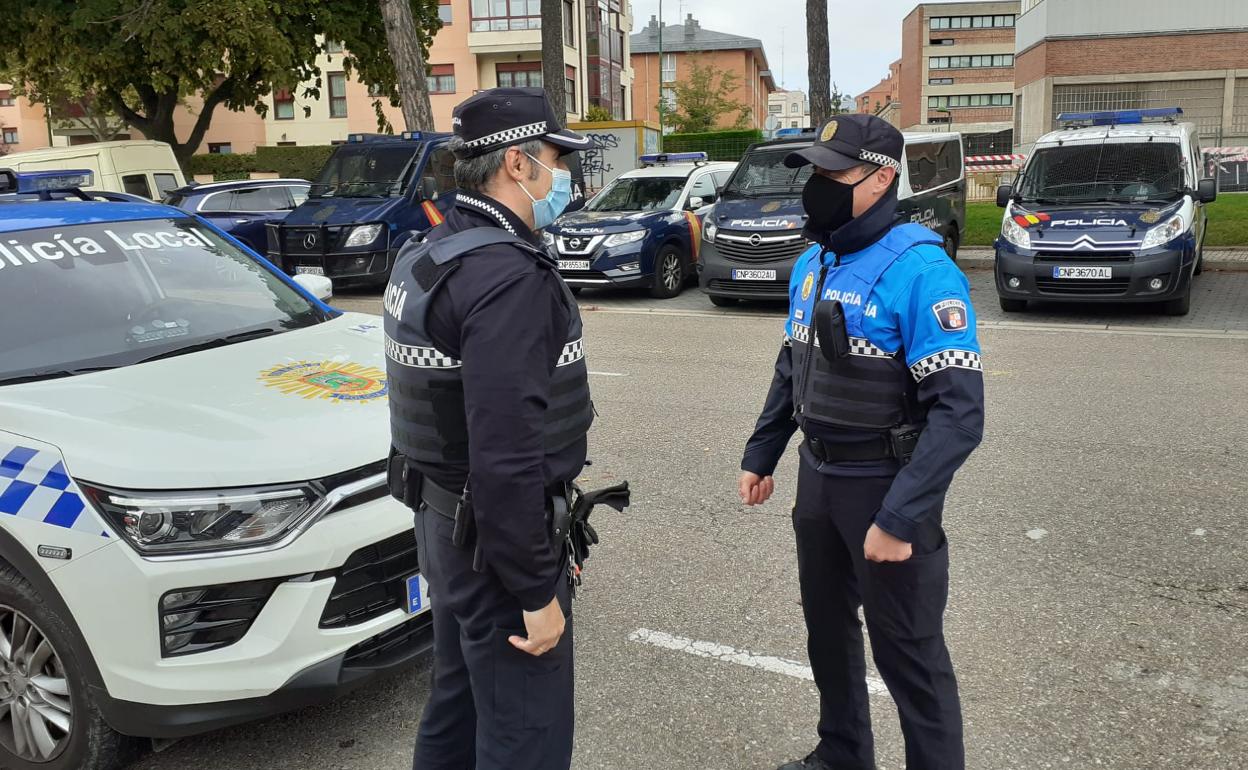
805, 434, 894, 463
420, 477, 463, 520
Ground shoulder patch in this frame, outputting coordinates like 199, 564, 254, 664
932, 299, 969, 332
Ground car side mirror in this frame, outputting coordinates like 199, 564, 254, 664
292, 273, 333, 302
1197, 177, 1217, 204
688, 195, 705, 210
995, 184, 1014, 208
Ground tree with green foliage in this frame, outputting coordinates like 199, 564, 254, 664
657, 58, 751, 135
584, 105, 613, 123
0, 0, 442, 164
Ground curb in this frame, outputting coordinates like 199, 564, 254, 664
957, 255, 1248, 273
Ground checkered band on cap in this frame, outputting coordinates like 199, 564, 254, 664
556, 338, 586, 367
909, 349, 982, 381
464, 121, 548, 150
859, 149, 901, 171
386, 334, 462, 369
849, 337, 895, 358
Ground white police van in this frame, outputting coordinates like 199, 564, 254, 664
0, 170, 428, 769
994, 107, 1217, 316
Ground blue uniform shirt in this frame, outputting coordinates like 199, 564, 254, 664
744, 222, 985, 542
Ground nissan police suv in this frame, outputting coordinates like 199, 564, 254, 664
0, 170, 429, 769
546, 152, 735, 298
994, 107, 1217, 316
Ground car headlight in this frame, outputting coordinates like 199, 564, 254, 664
604, 230, 646, 248
1140, 213, 1187, 250
704, 221, 718, 243
83, 483, 320, 556
344, 223, 384, 248
1000, 214, 1031, 250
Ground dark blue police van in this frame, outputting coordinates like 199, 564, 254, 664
994, 108, 1217, 316
546, 152, 735, 298
698, 131, 965, 306
266, 132, 457, 287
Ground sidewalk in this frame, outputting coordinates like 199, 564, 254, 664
959, 247, 1248, 271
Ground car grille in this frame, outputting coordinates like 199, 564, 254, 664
1035, 277, 1131, 296
560, 269, 612, 282
319, 530, 420, 628
708, 279, 789, 298
343, 612, 435, 668
1035, 251, 1134, 262
714, 232, 808, 263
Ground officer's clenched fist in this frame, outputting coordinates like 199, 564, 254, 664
739, 472, 775, 506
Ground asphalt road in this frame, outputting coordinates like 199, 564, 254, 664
135, 271, 1247, 770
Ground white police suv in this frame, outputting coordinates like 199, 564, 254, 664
0, 170, 429, 769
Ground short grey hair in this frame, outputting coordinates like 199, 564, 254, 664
450, 138, 544, 193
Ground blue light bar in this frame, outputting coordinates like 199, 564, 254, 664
1, 169, 96, 194
639, 151, 708, 166
775, 127, 807, 136
400, 131, 424, 140
1057, 107, 1183, 126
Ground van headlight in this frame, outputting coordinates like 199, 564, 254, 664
704, 221, 718, 243
1140, 213, 1187, 250
344, 223, 384, 247
604, 230, 646, 248
83, 483, 320, 556
1000, 215, 1031, 250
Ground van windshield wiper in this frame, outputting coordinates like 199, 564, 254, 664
131, 327, 287, 366
0, 366, 119, 386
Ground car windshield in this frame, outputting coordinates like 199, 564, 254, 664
0, 217, 331, 384
1017, 141, 1187, 204
722, 146, 812, 197
309, 144, 421, 199
585, 176, 685, 212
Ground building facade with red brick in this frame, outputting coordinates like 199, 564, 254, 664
1014, 0, 1248, 152
899, 1, 1020, 155
856, 59, 901, 116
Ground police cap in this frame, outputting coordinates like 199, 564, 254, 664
784, 114, 903, 172
451, 87, 593, 160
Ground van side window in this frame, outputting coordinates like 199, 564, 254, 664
420, 147, 457, 198
154, 173, 180, 199
122, 174, 153, 199
689, 173, 717, 201
906, 141, 959, 194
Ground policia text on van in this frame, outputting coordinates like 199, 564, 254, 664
994, 108, 1216, 316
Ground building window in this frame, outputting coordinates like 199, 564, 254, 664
769, 104, 783, 114
439, 0, 453, 24
208, 142, 233, 154
565, 65, 577, 112
929, 78, 954, 86
790, 103, 799, 114
326, 40, 345, 53
0, 92, 13, 107
929, 14, 1014, 30
274, 88, 295, 120
927, 93, 1013, 109
929, 54, 1014, 70
611, 29, 623, 65
2, 128, 17, 144
277, 141, 298, 147
328, 72, 348, 118
791, 121, 799, 128
564, 0, 575, 42
471, 0, 541, 32
930, 38, 955, 46
661, 53, 676, 83
429, 64, 456, 94
496, 62, 542, 88
661, 87, 676, 112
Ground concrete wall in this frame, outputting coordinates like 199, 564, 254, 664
1017, 0, 1248, 53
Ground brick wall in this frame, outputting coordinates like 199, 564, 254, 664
930, 28, 1016, 46
900, 8, 925, 128
1016, 31, 1248, 88
630, 48, 770, 129
928, 67, 1014, 85
935, 106, 1013, 123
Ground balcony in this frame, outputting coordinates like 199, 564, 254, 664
468, 0, 542, 55
468, 24, 541, 55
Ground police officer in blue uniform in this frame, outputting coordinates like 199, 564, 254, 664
383, 87, 595, 770
739, 114, 985, 770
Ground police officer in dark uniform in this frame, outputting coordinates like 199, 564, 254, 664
383, 87, 595, 770
739, 114, 985, 770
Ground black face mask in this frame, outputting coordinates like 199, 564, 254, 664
802, 171, 873, 235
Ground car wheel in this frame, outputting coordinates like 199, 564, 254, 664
0, 567, 140, 770
650, 246, 684, 299
1163, 282, 1192, 316
943, 228, 959, 261
709, 295, 738, 307
999, 297, 1027, 313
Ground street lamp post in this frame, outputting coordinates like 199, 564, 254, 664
657, 0, 664, 150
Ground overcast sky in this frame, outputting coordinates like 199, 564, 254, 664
627, 0, 976, 99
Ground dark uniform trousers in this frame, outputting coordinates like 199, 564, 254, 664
793, 454, 964, 770
411, 506, 574, 770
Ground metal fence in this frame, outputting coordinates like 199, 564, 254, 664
1052, 80, 1227, 139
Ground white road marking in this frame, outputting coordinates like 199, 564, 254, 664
589, 370, 628, 377
628, 628, 891, 698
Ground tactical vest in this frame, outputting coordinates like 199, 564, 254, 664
383, 228, 594, 466
789, 224, 944, 432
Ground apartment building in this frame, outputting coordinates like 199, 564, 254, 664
769, 89, 811, 130
856, 59, 901, 116
899, 1, 1020, 155
0, 86, 52, 155
1014, 0, 1248, 152
630, 14, 777, 131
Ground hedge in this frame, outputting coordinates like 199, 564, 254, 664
662, 129, 765, 162
187, 144, 336, 181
